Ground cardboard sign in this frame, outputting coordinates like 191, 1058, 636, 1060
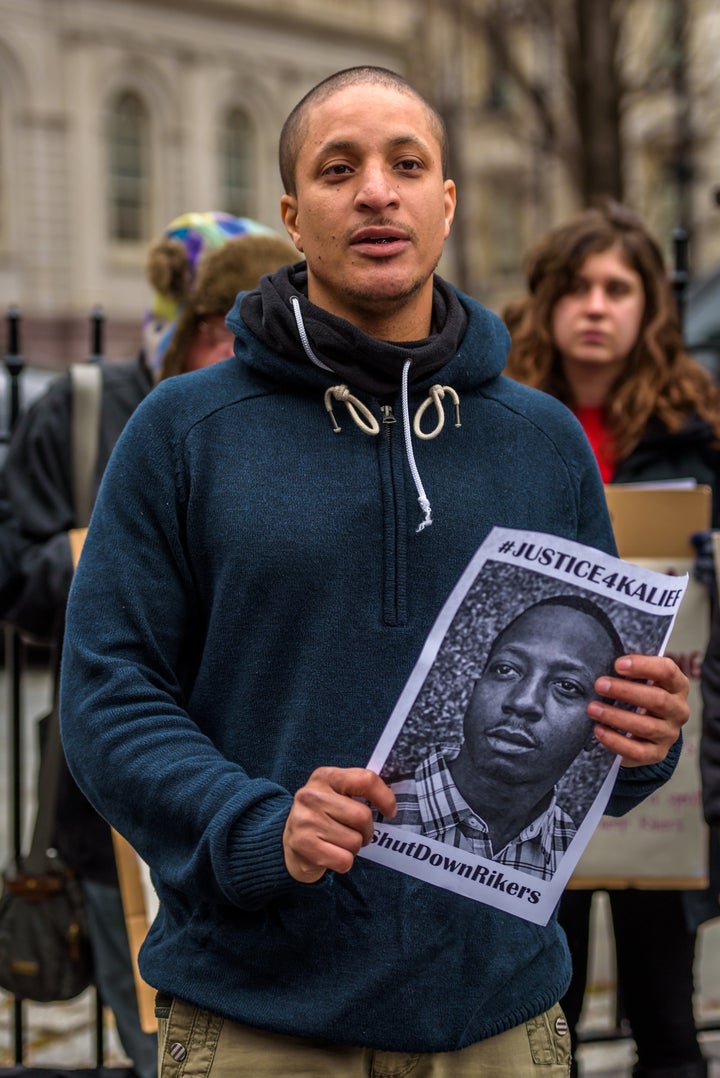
570, 565, 708, 887
570, 485, 712, 888
111, 830, 158, 1033
604, 484, 711, 558
68, 526, 88, 570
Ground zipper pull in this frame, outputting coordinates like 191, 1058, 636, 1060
381, 405, 396, 426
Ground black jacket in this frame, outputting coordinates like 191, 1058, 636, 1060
615, 414, 720, 832
3, 355, 153, 639
614, 414, 720, 522
1, 354, 152, 882
702, 608, 720, 827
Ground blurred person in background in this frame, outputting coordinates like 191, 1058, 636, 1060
2, 211, 268, 637
157, 232, 296, 380
0, 211, 294, 1078
141, 212, 276, 375
699, 581, 720, 961
504, 198, 720, 1078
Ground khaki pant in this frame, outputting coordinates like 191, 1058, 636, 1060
157, 996, 571, 1077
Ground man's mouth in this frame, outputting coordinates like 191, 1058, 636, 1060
350, 228, 409, 253
486, 725, 538, 752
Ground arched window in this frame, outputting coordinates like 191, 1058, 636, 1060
106, 90, 151, 242
219, 107, 255, 217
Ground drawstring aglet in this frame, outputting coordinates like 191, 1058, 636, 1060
325, 405, 342, 433
416, 496, 433, 533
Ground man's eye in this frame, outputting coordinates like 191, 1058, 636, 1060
396, 159, 422, 171
323, 164, 352, 176
488, 661, 518, 679
555, 679, 585, 698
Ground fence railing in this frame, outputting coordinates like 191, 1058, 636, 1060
2, 304, 106, 447
2, 302, 107, 1067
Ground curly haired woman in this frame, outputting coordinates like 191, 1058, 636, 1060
504, 198, 720, 1078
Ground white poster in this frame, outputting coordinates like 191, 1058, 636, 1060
359, 527, 687, 925
571, 563, 709, 886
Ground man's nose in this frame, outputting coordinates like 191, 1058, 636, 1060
505, 678, 544, 719
355, 165, 400, 210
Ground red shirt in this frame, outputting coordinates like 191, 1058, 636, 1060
573, 406, 617, 483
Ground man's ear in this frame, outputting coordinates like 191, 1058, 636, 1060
443, 179, 457, 238
281, 195, 304, 253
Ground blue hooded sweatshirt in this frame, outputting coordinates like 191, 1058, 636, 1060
60, 269, 678, 1052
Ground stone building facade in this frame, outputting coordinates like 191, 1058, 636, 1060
0, 0, 415, 366
1, 0, 719, 369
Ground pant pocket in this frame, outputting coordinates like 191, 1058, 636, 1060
526, 1004, 571, 1067
158, 996, 224, 1078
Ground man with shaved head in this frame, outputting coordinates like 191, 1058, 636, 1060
61, 66, 689, 1076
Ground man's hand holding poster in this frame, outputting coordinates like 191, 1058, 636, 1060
359, 527, 687, 926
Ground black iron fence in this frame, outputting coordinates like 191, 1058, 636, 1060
1, 305, 106, 450
2, 303, 107, 1069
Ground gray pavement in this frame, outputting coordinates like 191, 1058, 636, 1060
2, 652, 720, 1074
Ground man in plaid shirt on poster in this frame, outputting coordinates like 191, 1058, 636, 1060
385, 596, 624, 880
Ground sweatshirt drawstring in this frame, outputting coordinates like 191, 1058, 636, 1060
413, 383, 461, 440
291, 296, 334, 373
323, 370, 435, 532
401, 360, 433, 532
290, 297, 461, 532
324, 385, 380, 435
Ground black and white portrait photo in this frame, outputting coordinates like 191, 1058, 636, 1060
360, 527, 685, 924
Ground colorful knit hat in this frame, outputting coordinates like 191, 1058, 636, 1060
143, 212, 279, 372
159, 231, 298, 380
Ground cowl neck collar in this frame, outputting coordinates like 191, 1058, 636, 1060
239, 262, 467, 399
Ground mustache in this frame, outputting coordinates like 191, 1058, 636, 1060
485, 724, 539, 749
345, 218, 419, 244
